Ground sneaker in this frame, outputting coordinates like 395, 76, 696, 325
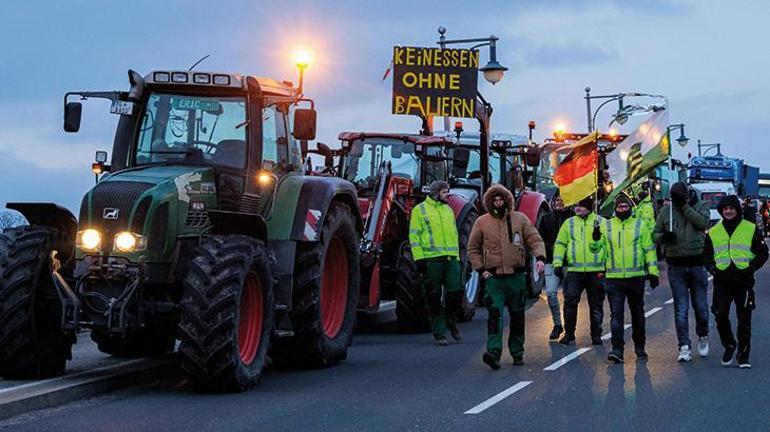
737, 347, 750, 369
549, 325, 564, 341
697, 336, 710, 357
721, 345, 736, 366
434, 335, 449, 346
448, 326, 463, 342
591, 336, 603, 346
635, 348, 648, 361
512, 356, 525, 366
608, 350, 624, 364
677, 345, 692, 362
559, 333, 575, 346
482, 352, 501, 370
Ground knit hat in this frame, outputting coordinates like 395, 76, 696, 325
577, 196, 594, 210
716, 194, 741, 215
615, 193, 634, 207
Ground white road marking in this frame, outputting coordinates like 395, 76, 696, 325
644, 306, 663, 317
665, 298, 674, 305
543, 348, 592, 371
464, 381, 533, 415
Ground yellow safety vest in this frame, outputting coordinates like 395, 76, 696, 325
553, 213, 605, 272
601, 215, 659, 279
408, 196, 460, 261
708, 220, 756, 270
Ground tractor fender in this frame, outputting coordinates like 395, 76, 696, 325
206, 210, 268, 241
446, 192, 477, 226
284, 176, 363, 242
6, 202, 78, 243
515, 191, 549, 226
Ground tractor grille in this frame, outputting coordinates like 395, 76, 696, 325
185, 209, 209, 228
240, 194, 261, 213
89, 181, 155, 246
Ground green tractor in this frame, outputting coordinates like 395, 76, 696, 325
0, 69, 363, 392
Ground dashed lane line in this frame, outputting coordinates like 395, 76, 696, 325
665, 298, 674, 305
464, 381, 533, 415
644, 306, 663, 318
543, 348, 592, 371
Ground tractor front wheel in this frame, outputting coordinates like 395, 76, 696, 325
179, 235, 274, 392
0, 226, 75, 379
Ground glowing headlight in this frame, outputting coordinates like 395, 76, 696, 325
114, 232, 147, 252
77, 229, 102, 251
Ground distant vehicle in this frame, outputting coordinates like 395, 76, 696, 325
690, 182, 736, 225
689, 154, 759, 197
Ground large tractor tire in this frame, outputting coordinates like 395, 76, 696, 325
394, 244, 430, 333
179, 235, 274, 392
0, 226, 75, 379
91, 314, 177, 358
458, 209, 479, 321
272, 203, 359, 368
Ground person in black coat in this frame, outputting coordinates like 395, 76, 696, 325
539, 191, 575, 340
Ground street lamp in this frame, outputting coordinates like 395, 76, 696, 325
437, 26, 509, 85
667, 123, 689, 148
584, 87, 664, 132
293, 48, 312, 96
697, 140, 722, 156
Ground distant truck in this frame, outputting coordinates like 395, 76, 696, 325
688, 155, 759, 197
690, 182, 736, 225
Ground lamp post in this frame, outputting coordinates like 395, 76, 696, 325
584, 87, 664, 132
436, 26, 508, 193
697, 140, 722, 156
667, 123, 690, 148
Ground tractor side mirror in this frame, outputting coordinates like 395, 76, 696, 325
293, 108, 317, 141
525, 147, 540, 167
452, 147, 470, 179
316, 142, 334, 168
64, 102, 82, 133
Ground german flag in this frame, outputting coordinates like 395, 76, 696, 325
553, 132, 598, 206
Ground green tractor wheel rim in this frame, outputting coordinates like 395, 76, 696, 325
321, 236, 348, 339
238, 272, 264, 364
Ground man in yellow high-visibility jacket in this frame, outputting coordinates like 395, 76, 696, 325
409, 180, 463, 346
552, 196, 606, 346
598, 194, 659, 363
704, 195, 768, 369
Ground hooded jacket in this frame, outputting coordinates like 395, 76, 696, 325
653, 189, 710, 264
468, 185, 546, 275
704, 195, 768, 280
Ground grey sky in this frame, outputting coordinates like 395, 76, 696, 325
2, 0, 769, 211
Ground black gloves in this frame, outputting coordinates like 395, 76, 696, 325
416, 260, 427, 274
661, 231, 677, 244
671, 191, 687, 209
647, 275, 659, 289
592, 222, 601, 241
554, 266, 564, 280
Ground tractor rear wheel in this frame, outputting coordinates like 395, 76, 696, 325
179, 235, 274, 392
458, 209, 479, 321
395, 243, 431, 333
0, 226, 75, 379
272, 203, 359, 368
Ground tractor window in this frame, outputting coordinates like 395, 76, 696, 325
342, 138, 446, 189
261, 106, 289, 166
465, 148, 501, 183
135, 93, 247, 169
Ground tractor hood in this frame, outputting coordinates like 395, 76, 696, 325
78, 166, 218, 262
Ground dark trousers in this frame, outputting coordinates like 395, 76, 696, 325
606, 278, 646, 352
712, 275, 754, 357
563, 272, 605, 338
424, 258, 463, 336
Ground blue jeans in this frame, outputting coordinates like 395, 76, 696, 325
544, 264, 562, 327
668, 265, 710, 347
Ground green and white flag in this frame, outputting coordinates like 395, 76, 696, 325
601, 107, 670, 211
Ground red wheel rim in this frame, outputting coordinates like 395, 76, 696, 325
238, 272, 264, 364
321, 236, 348, 339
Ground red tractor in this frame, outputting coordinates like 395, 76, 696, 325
314, 132, 479, 332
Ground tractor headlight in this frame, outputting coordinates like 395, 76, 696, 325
114, 232, 147, 253
77, 229, 102, 251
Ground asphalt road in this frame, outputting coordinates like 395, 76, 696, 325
3, 263, 770, 432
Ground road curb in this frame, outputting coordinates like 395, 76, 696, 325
0, 356, 177, 421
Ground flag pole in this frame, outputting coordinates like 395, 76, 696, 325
667, 129, 673, 231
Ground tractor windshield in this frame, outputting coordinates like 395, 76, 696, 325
465, 147, 502, 183
134, 92, 248, 169
536, 143, 572, 192
342, 138, 446, 189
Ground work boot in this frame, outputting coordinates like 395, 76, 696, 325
512, 356, 524, 366
448, 325, 463, 342
608, 350, 624, 364
559, 333, 575, 346
549, 325, 564, 341
697, 336, 710, 358
482, 352, 501, 370
592, 335, 603, 346
737, 347, 750, 369
721, 345, 736, 366
434, 335, 449, 346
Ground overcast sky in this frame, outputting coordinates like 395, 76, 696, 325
2, 0, 769, 212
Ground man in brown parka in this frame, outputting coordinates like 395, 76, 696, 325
468, 185, 546, 369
